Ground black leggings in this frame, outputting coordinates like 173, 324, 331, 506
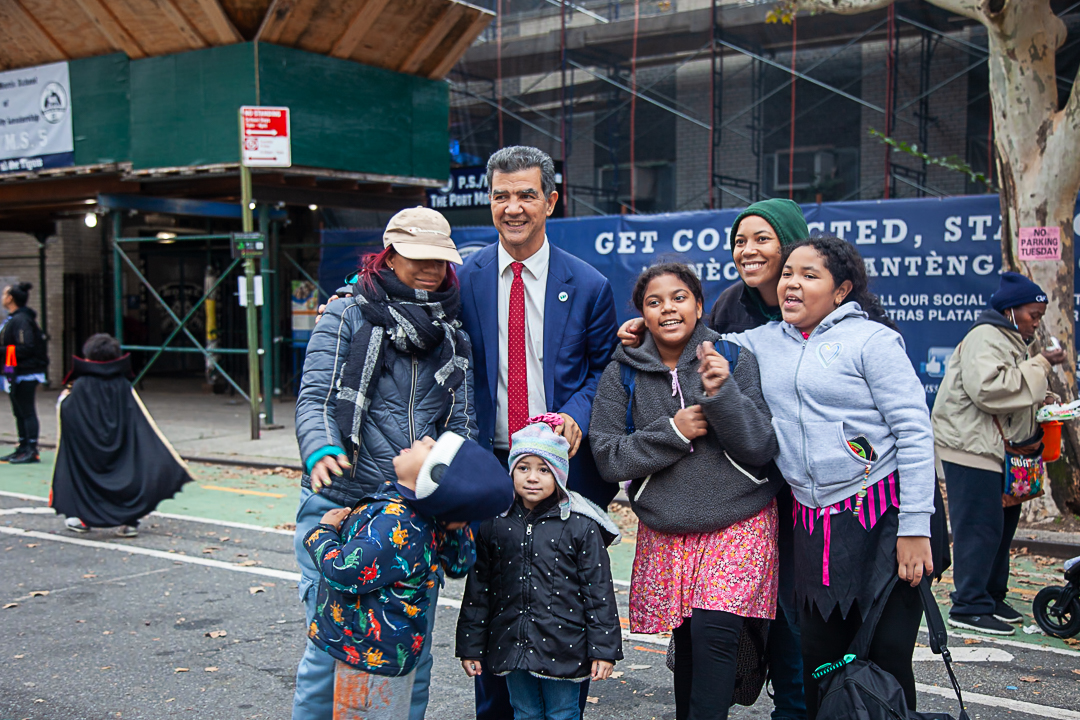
799, 580, 922, 720
672, 608, 744, 720
9, 379, 39, 445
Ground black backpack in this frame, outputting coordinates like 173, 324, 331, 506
815, 577, 969, 720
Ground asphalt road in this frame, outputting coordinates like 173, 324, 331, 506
2, 493, 1078, 720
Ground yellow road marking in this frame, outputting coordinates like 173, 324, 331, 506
199, 485, 286, 499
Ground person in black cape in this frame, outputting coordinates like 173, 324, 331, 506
51, 334, 191, 537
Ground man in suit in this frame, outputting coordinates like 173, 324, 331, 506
459, 146, 618, 719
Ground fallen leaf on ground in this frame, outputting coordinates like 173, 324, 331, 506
249, 586, 266, 595
237, 560, 259, 567
610, 671, 624, 679
1071, 669, 1080, 676
3, 603, 18, 609
626, 664, 652, 670
26, 543, 38, 548
29, 591, 49, 597
1019, 676, 1039, 683
586, 697, 598, 704
1064, 638, 1079, 646
14, 654, 24, 659
174, 667, 189, 673
204, 666, 219, 672
82, 574, 96, 579
205, 630, 227, 638
963, 638, 982, 645
102, 631, 112, 635
100, 666, 111, 670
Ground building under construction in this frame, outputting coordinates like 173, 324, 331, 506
447, 0, 1080, 217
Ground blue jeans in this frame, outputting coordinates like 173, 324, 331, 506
290, 487, 439, 720
505, 672, 582, 720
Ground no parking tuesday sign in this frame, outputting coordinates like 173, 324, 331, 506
240, 106, 291, 168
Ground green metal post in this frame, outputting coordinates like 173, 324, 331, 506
112, 213, 123, 342
258, 205, 274, 425
240, 110, 261, 440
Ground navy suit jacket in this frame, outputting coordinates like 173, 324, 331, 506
457, 241, 619, 507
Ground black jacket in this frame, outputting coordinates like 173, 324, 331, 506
708, 282, 777, 334
456, 497, 623, 679
0, 307, 48, 375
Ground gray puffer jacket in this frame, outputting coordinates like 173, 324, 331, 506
295, 295, 476, 506
590, 322, 782, 534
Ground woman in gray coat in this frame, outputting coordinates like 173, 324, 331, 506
291, 207, 476, 720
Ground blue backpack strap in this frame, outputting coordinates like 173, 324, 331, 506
620, 364, 636, 434
715, 339, 740, 372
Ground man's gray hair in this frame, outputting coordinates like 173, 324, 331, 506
486, 146, 557, 198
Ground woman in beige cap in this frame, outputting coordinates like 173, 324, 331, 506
291, 207, 475, 720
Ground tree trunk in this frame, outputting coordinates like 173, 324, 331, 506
989, 1, 1080, 516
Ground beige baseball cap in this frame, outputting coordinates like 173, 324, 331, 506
383, 207, 462, 265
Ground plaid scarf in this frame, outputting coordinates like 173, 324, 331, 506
335, 269, 470, 448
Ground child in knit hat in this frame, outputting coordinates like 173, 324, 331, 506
304, 432, 515, 720
456, 415, 623, 720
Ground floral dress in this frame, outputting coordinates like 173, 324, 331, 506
628, 499, 778, 634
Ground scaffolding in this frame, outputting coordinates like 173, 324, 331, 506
447, 0, 1080, 213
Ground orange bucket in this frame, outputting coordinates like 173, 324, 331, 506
1042, 420, 1063, 462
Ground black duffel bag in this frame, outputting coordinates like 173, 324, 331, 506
815, 576, 969, 720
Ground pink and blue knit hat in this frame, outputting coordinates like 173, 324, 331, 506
508, 414, 570, 491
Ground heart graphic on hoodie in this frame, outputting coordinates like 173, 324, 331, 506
818, 342, 842, 368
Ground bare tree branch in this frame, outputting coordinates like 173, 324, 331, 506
795, 0, 984, 21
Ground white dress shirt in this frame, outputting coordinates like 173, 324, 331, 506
494, 239, 549, 449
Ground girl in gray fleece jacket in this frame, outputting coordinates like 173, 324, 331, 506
590, 263, 782, 720
725, 236, 935, 720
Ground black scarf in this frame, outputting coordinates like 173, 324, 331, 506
335, 269, 470, 448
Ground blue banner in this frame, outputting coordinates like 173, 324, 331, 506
320, 195, 1080, 402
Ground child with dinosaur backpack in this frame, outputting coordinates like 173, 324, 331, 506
303, 432, 514, 720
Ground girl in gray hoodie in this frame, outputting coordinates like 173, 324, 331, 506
591, 263, 782, 720
725, 236, 935, 720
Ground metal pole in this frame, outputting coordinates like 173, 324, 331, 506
112, 212, 123, 342
258, 205, 274, 426
239, 110, 261, 440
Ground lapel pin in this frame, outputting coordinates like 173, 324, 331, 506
558, 291, 568, 302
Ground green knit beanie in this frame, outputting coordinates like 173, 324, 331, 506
728, 198, 809, 249
728, 199, 809, 321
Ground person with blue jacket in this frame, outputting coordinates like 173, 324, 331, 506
292, 207, 476, 720
725, 236, 935, 720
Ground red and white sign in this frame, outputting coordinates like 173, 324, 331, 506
240, 106, 291, 168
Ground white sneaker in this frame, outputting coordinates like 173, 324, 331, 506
64, 517, 89, 533
115, 525, 138, 538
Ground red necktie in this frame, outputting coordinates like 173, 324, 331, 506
507, 262, 529, 438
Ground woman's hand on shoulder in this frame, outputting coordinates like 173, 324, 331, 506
896, 536, 933, 587
674, 405, 708, 440
618, 318, 645, 348
314, 294, 353, 324
697, 342, 730, 396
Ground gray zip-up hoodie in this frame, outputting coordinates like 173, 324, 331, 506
726, 302, 935, 538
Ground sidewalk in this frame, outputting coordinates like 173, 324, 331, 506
1, 378, 301, 468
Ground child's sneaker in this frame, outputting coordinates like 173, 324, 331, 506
64, 517, 89, 534
115, 525, 138, 538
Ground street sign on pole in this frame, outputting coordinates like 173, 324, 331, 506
240, 106, 291, 168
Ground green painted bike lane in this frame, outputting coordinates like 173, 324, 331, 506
0, 451, 300, 529
4, 455, 1077, 654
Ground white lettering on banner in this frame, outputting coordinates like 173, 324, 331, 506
882, 219, 907, 244
968, 215, 993, 241
864, 254, 997, 278
595, 232, 614, 255
807, 221, 825, 234
618, 232, 636, 254
697, 228, 721, 252
673, 229, 693, 252
724, 262, 739, 280
973, 255, 996, 274
640, 231, 657, 253
856, 219, 877, 244
0, 61, 73, 173
830, 220, 852, 239
705, 258, 722, 281
944, 216, 962, 242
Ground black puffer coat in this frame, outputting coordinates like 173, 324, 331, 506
456, 497, 623, 679
294, 295, 476, 506
0, 306, 48, 375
